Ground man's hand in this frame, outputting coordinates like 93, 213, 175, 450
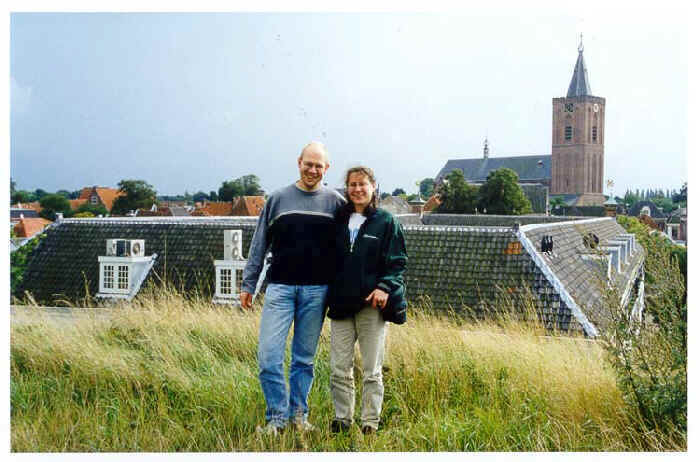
365, 288, 389, 310
240, 291, 253, 310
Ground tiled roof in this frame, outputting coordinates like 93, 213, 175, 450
436, 155, 551, 184
522, 218, 645, 333
17, 217, 258, 304
78, 187, 124, 211
69, 199, 88, 210
13, 217, 53, 238
12, 202, 42, 212
423, 195, 441, 212
16, 215, 644, 337
198, 201, 234, 216
231, 196, 265, 216
379, 196, 412, 215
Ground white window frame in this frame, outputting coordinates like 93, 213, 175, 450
214, 259, 247, 302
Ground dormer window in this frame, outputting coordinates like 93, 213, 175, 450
213, 229, 247, 304
97, 239, 153, 300
90, 195, 99, 205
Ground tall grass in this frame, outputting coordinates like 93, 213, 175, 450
11, 286, 684, 452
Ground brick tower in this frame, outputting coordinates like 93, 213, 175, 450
551, 37, 606, 205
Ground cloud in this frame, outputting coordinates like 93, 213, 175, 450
11, 76, 33, 115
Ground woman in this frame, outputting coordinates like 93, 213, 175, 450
327, 166, 408, 435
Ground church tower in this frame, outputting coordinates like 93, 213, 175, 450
551, 37, 606, 205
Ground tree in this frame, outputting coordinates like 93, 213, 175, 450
74, 202, 109, 217
209, 190, 218, 201
34, 188, 49, 201
10, 178, 16, 196
110, 180, 158, 216
550, 196, 567, 212
391, 188, 406, 196
436, 169, 479, 213
192, 191, 209, 202
419, 178, 435, 198
218, 175, 264, 202
672, 182, 687, 204
477, 168, 532, 215
56, 189, 72, 198
11, 190, 32, 205
380, 192, 390, 200
38, 194, 72, 220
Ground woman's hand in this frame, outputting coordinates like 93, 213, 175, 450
365, 288, 389, 310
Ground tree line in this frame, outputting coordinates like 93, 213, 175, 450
10, 175, 265, 220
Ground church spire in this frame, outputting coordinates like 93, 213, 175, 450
483, 136, 489, 159
566, 34, 592, 97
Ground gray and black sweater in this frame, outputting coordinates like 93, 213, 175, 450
242, 183, 346, 293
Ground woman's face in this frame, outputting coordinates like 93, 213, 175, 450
347, 172, 376, 209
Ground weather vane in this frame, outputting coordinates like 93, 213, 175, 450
578, 33, 584, 52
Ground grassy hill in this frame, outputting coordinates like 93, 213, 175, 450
10, 287, 684, 452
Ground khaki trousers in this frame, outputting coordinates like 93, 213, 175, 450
329, 306, 387, 429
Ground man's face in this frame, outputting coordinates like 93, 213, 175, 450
297, 148, 329, 190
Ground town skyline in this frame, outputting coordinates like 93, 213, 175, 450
10, 12, 688, 198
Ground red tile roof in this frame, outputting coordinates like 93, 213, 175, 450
13, 217, 52, 238
423, 194, 441, 212
78, 186, 125, 211
69, 199, 88, 210
197, 201, 234, 216
231, 196, 266, 216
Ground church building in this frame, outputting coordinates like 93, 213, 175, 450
436, 40, 606, 207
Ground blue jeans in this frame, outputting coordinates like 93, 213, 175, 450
257, 283, 328, 426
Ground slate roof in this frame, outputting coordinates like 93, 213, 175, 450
16, 217, 258, 304
379, 196, 412, 215
16, 215, 644, 337
567, 48, 593, 97
10, 208, 39, 220
436, 155, 551, 184
521, 218, 645, 334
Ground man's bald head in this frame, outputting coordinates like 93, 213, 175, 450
299, 141, 329, 166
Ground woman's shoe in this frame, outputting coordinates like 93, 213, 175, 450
330, 419, 351, 433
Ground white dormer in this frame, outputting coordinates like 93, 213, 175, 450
97, 239, 155, 300
213, 230, 246, 305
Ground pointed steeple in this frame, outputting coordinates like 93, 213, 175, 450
566, 34, 592, 97
483, 136, 489, 159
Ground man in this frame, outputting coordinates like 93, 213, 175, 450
241, 141, 346, 435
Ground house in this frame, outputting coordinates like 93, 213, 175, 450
191, 201, 234, 217
231, 196, 265, 216
15, 213, 644, 337
379, 196, 412, 215
665, 207, 687, 243
10, 208, 40, 224
13, 217, 53, 240
78, 186, 125, 212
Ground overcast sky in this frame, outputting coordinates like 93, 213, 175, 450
9, 10, 688, 198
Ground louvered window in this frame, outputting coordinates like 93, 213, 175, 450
592, 126, 598, 142
565, 126, 573, 141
